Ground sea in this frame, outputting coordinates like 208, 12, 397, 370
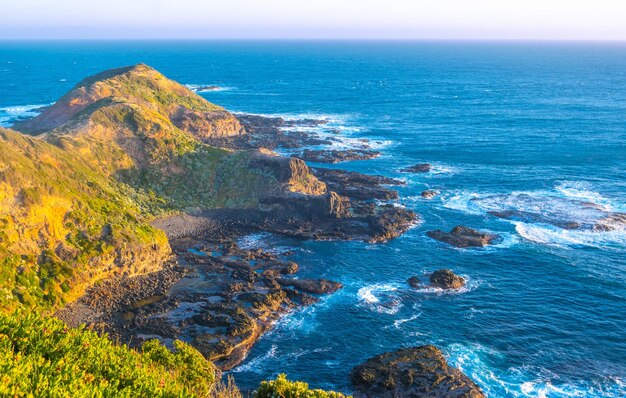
1, 41, 625, 397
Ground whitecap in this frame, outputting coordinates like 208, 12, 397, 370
184, 84, 235, 92
446, 343, 626, 398
357, 283, 403, 314
231, 345, 277, 373
0, 103, 52, 127
514, 221, 626, 250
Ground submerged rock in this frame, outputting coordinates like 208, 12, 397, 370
276, 278, 343, 294
421, 190, 439, 199
402, 163, 432, 173
430, 269, 465, 289
427, 226, 498, 248
351, 345, 484, 398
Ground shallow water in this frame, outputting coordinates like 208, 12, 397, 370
1, 41, 625, 397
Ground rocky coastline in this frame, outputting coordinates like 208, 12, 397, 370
6, 64, 484, 394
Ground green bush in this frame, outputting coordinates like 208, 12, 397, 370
0, 311, 216, 397
254, 374, 350, 398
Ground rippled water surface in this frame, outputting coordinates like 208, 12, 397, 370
1, 41, 625, 397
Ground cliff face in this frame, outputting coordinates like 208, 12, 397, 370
1, 64, 333, 311
0, 128, 170, 310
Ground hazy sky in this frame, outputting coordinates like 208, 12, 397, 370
1, 0, 626, 40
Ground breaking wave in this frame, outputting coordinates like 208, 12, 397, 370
446, 343, 626, 398
357, 283, 403, 314
441, 181, 626, 249
0, 103, 51, 127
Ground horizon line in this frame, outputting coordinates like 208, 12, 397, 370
2, 37, 626, 43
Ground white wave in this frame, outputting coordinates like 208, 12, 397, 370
231, 345, 277, 373
357, 283, 403, 314
0, 103, 51, 127
441, 191, 484, 215
515, 221, 626, 249
555, 180, 618, 211
441, 183, 626, 249
446, 343, 626, 398
184, 84, 235, 92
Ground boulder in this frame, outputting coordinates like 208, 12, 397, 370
351, 345, 484, 398
421, 190, 439, 199
429, 270, 465, 289
426, 226, 498, 248
407, 276, 421, 289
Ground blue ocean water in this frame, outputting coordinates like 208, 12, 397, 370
1, 41, 625, 397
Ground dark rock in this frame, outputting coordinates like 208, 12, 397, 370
276, 278, 343, 294
402, 163, 432, 173
407, 276, 421, 289
196, 85, 221, 92
593, 212, 626, 232
427, 226, 498, 248
296, 149, 381, 163
430, 270, 465, 290
351, 345, 484, 398
313, 167, 403, 201
421, 190, 439, 199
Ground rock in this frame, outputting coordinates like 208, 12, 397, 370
249, 150, 327, 195
592, 212, 626, 232
421, 190, 439, 199
296, 149, 381, 163
407, 276, 421, 289
402, 163, 432, 173
430, 270, 465, 289
426, 226, 498, 248
351, 345, 484, 398
276, 278, 343, 294
196, 85, 221, 92
313, 167, 403, 201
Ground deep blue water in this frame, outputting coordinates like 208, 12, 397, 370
1, 41, 625, 397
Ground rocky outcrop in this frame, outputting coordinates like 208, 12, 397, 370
402, 163, 432, 173
249, 149, 327, 196
351, 345, 484, 398
430, 270, 465, 289
313, 168, 403, 200
296, 149, 380, 163
276, 278, 343, 294
427, 226, 498, 248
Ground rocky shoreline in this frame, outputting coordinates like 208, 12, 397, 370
57, 110, 418, 372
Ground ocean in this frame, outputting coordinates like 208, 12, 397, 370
1, 40, 625, 397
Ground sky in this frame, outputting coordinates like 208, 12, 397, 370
1, 0, 626, 40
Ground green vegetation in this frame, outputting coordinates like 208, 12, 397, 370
0, 313, 346, 398
255, 374, 350, 398
0, 311, 216, 397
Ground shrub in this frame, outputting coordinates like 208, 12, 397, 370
0, 311, 216, 397
254, 374, 350, 398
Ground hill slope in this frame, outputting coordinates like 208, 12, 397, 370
3, 64, 331, 311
